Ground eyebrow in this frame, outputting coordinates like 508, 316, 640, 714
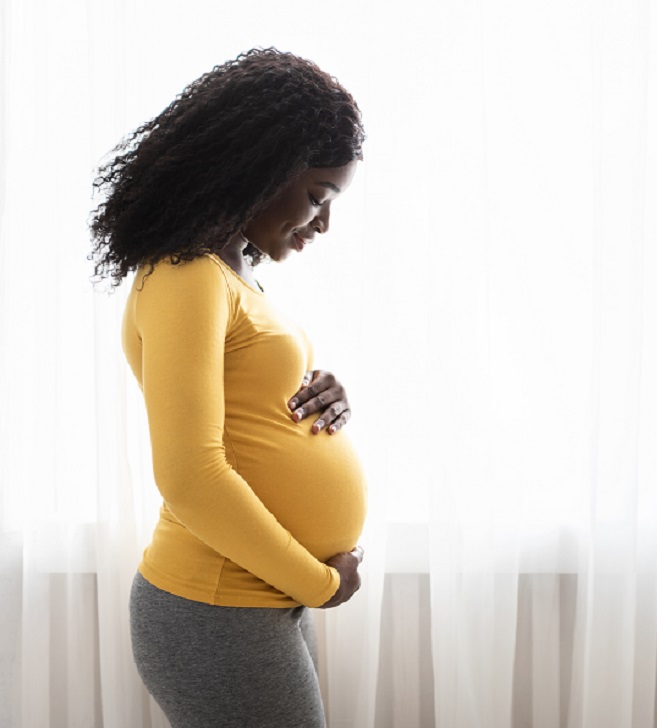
316, 181, 341, 193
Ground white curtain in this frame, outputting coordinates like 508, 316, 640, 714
1, 1, 655, 726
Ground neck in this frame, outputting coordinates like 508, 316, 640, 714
217, 238, 261, 290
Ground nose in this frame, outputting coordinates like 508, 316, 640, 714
313, 205, 330, 234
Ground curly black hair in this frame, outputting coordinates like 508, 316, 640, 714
89, 48, 365, 287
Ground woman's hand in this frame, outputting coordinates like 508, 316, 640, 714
319, 546, 364, 609
288, 370, 351, 435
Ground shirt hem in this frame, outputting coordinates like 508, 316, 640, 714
137, 563, 303, 609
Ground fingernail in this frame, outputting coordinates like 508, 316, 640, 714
315, 420, 325, 430
328, 425, 336, 434
294, 408, 304, 420
289, 399, 298, 410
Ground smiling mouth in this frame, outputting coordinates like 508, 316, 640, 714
292, 233, 310, 251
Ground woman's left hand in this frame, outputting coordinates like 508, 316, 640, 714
288, 370, 351, 435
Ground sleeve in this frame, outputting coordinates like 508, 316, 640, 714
135, 256, 339, 607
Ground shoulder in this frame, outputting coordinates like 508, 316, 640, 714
133, 254, 236, 322
132, 254, 237, 306
135, 253, 230, 289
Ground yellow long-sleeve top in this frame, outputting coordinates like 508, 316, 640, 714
122, 253, 367, 608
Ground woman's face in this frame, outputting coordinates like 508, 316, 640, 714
243, 161, 358, 262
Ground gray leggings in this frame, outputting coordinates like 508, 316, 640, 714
129, 572, 326, 728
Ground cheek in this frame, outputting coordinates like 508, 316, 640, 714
278, 199, 312, 229
246, 190, 315, 238
294, 204, 318, 229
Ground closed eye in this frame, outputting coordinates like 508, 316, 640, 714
308, 193, 322, 207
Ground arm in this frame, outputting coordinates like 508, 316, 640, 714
136, 257, 339, 607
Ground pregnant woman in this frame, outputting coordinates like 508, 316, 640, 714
89, 49, 367, 727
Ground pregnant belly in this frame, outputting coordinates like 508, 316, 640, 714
226, 422, 367, 562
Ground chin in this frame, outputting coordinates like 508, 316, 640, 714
250, 239, 289, 263
271, 247, 293, 263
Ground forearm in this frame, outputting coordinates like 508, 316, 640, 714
151, 441, 339, 606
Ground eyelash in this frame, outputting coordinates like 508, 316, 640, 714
308, 193, 322, 207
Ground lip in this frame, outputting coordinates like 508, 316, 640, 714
292, 233, 311, 251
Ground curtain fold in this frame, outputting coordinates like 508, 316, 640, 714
1, 1, 655, 726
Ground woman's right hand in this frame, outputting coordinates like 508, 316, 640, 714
319, 546, 364, 608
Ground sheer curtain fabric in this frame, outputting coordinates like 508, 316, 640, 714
0, 1, 655, 726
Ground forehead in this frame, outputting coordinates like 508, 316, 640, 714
303, 161, 358, 192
